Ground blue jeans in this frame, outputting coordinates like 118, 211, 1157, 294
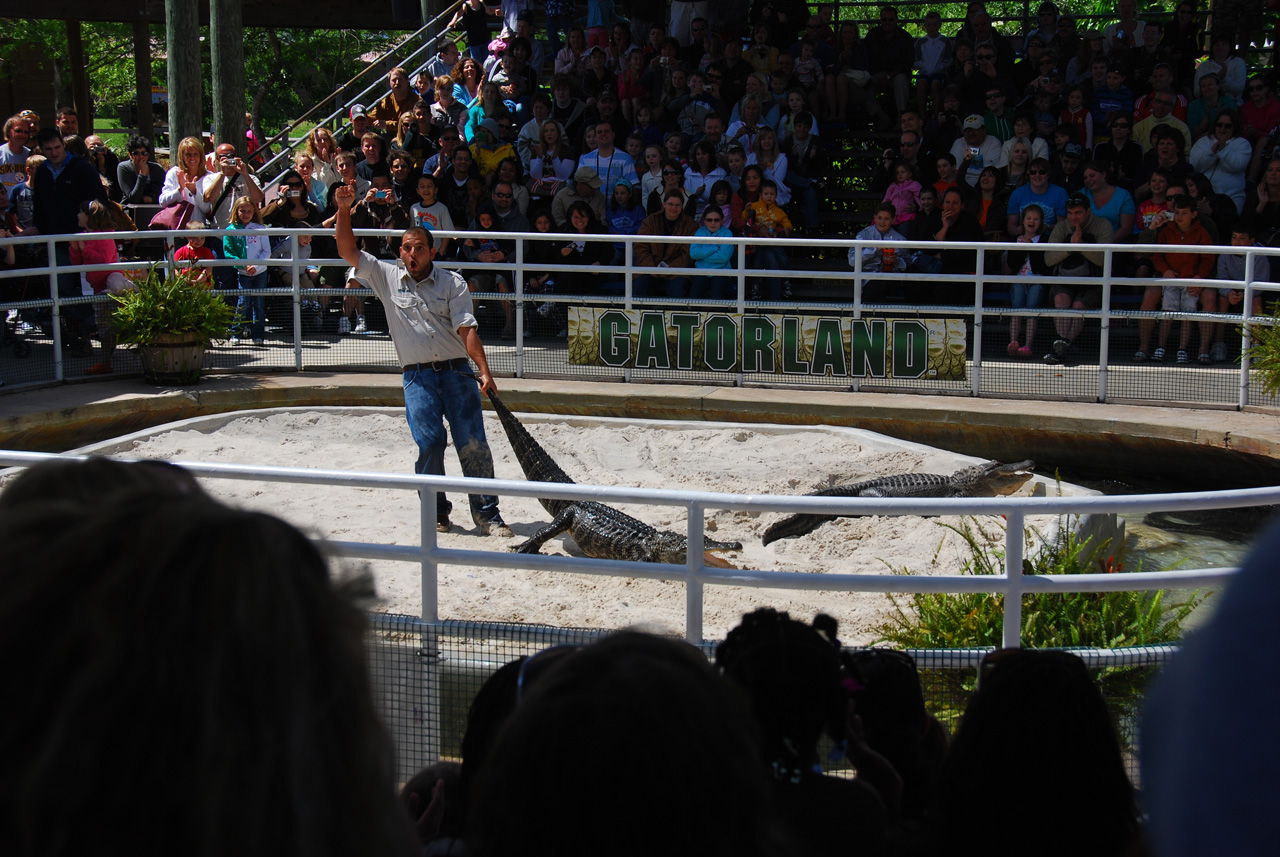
1010, 282, 1046, 309
402, 363, 501, 524
545, 14, 572, 53
752, 246, 789, 301
236, 270, 268, 340
691, 273, 734, 300
634, 273, 692, 299
43, 243, 93, 338
784, 173, 820, 230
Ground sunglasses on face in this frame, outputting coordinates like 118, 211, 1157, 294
1217, 121, 1234, 129
662, 169, 679, 175
977, 54, 995, 60
131, 149, 149, 156
1250, 84, 1266, 92
1029, 168, 1048, 175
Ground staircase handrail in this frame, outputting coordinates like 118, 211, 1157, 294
257, 0, 463, 178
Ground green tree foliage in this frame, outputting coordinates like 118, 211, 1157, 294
0, 20, 400, 137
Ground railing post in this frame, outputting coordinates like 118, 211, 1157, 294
734, 236, 747, 387
420, 485, 439, 624
972, 245, 984, 397
685, 500, 705, 646
47, 238, 64, 382
1098, 246, 1114, 403
1002, 509, 1026, 649
852, 239, 863, 318
1240, 250, 1257, 409
623, 238, 633, 384
291, 232, 303, 371
514, 235, 524, 377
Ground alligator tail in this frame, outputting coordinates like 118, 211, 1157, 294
486, 391, 578, 517
486, 391, 576, 487
761, 513, 838, 546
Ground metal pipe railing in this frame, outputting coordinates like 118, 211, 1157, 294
0, 449, 1258, 647
3, 228, 1278, 405
255, 1, 464, 178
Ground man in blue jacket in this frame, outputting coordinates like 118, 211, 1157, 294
32, 128, 106, 354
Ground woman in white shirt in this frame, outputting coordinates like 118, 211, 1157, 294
1189, 107, 1252, 212
158, 135, 209, 217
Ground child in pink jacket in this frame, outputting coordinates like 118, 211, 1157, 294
882, 160, 922, 225
70, 200, 133, 375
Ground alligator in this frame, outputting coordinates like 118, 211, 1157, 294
486, 391, 743, 564
761, 460, 1036, 546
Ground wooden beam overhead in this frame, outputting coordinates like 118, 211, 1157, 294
13, 0, 418, 29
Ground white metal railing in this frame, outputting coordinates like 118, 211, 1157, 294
2, 228, 1278, 406
0, 449, 1254, 648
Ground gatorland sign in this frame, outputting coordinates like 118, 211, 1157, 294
566, 308, 968, 381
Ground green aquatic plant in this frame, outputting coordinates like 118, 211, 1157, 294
1244, 308, 1280, 398
877, 516, 1203, 652
112, 265, 236, 346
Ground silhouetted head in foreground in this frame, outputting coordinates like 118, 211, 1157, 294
0, 459, 417, 857
929, 648, 1138, 857
468, 631, 791, 857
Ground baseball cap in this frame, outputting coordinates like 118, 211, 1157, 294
1066, 194, 1090, 208
1062, 143, 1083, 157
350, 103, 368, 120
962, 114, 985, 130
573, 166, 602, 188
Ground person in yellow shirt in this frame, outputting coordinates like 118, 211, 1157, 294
469, 118, 517, 178
745, 179, 793, 300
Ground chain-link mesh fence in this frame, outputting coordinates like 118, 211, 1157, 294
370, 613, 1175, 785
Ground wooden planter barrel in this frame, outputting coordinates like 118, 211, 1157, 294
138, 333, 207, 385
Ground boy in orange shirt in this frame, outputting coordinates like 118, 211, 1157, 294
1150, 194, 1216, 364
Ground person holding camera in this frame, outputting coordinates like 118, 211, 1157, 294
197, 142, 265, 290
262, 169, 322, 230
198, 142, 265, 230
81, 134, 122, 202
949, 114, 1007, 186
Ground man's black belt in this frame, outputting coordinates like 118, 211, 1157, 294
402, 358, 470, 373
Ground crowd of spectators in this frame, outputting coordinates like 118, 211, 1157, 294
3, 2, 1279, 359
846, 0, 1279, 365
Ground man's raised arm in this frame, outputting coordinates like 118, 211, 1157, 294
332, 183, 361, 267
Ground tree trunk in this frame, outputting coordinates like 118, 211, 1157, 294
165, 0, 203, 144
210, 0, 246, 159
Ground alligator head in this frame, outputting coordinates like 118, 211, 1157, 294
953, 460, 1036, 496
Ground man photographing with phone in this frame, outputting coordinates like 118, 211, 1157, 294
332, 181, 512, 537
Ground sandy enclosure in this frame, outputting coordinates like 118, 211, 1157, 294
68, 408, 1083, 644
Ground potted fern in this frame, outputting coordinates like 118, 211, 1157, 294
1245, 307, 1280, 399
112, 266, 236, 385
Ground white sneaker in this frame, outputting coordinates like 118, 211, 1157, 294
337, 316, 351, 334
354, 316, 367, 334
